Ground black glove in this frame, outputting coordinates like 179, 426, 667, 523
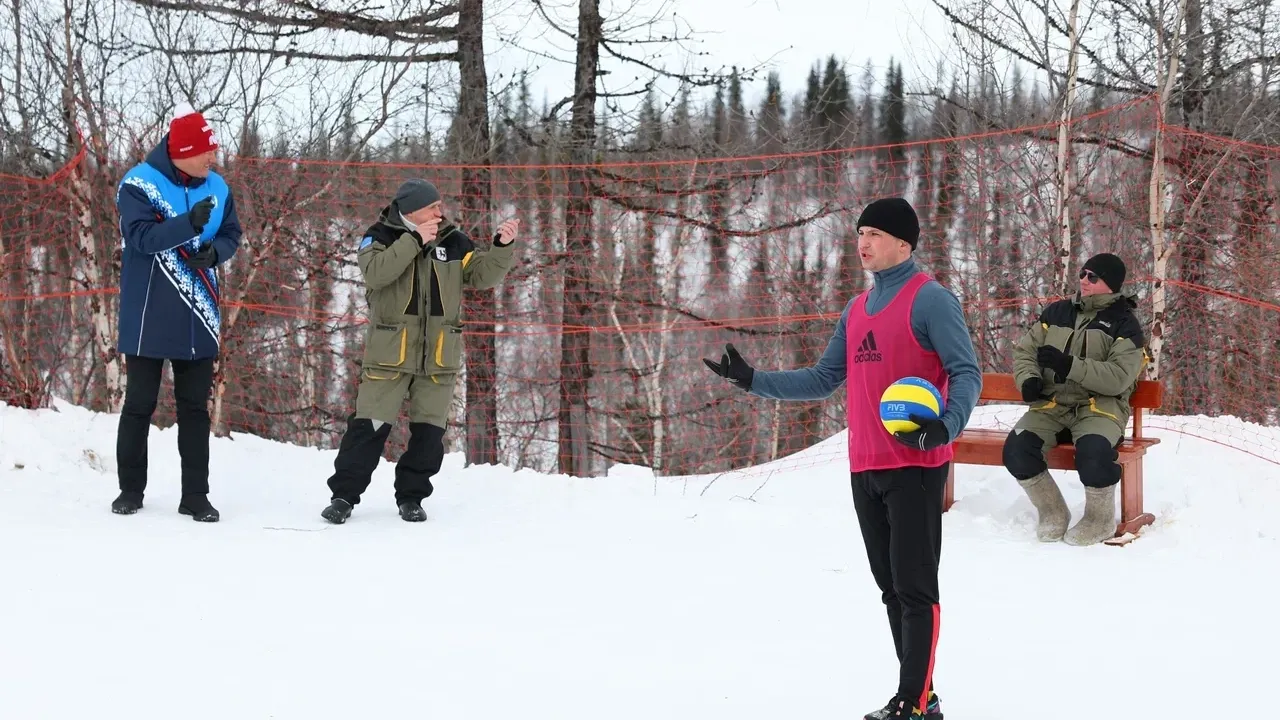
1036, 345, 1074, 382
1020, 376, 1043, 402
893, 414, 950, 451
185, 245, 217, 269
702, 343, 754, 392
189, 197, 214, 232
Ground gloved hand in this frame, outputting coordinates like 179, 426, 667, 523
893, 414, 951, 451
185, 245, 217, 269
702, 343, 754, 392
1036, 345, 1074, 383
188, 197, 214, 232
1020, 376, 1043, 402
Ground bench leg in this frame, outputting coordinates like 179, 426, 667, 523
1115, 458, 1155, 538
944, 462, 955, 512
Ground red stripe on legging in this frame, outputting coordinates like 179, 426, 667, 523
918, 603, 940, 713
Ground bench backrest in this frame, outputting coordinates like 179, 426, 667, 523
976, 373, 1164, 438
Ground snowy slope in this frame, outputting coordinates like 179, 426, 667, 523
1, 399, 1277, 720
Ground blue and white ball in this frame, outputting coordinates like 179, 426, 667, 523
879, 377, 945, 434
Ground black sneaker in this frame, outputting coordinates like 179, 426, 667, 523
321, 498, 354, 524
398, 500, 427, 522
111, 491, 144, 515
178, 494, 220, 522
864, 692, 942, 720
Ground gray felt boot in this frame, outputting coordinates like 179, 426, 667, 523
1064, 484, 1117, 546
1018, 470, 1070, 542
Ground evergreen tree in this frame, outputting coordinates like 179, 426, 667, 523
671, 84, 694, 149
492, 85, 512, 163
801, 63, 822, 148
817, 55, 852, 187
726, 67, 748, 151
634, 87, 663, 152
756, 71, 786, 153
880, 59, 908, 189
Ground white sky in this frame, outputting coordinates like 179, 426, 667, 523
480, 0, 963, 118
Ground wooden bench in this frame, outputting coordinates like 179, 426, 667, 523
945, 373, 1164, 544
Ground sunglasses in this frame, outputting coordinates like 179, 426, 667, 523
1079, 269, 1100, 283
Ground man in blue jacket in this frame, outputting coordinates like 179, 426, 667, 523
111, 103, 242, 522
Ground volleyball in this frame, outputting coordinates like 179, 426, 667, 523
879, 377, 945, 434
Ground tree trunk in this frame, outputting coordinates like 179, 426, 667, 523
557, 0, 600, 476
60, 2, 123, 411
1146, 0, 1190, 384
1053, 0, 1082, 296
456, 0, 499, 466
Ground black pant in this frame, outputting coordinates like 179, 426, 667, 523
116, 354, 215, 496
327, 416, 445, 505
851, 464, 947, 711
1002, 429, 1122, 488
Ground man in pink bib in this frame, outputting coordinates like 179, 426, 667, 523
704, 198, 981, 720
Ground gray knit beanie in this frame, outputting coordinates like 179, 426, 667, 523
393, 179, 441, 214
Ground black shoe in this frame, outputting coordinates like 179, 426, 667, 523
864, 692, 942, 720
111, 491, 144, 515
398, 500, 427, 522
178, 494, 220, 522
321, 498, 354, 524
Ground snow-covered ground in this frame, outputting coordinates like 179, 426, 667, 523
2, 399, 1277, 720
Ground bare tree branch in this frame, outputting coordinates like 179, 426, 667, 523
123, 0, 459, 43
126, 42, 457, 64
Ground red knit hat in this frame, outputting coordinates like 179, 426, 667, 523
167, 102, 218, 160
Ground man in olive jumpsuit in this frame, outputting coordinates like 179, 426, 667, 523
1002, 252, 1148, 546
322, 179, 519, 523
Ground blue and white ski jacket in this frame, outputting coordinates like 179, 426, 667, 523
115, 136, 242, 360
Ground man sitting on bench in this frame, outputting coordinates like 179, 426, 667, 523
1003, 253, 1149, 546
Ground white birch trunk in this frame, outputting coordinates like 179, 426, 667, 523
1147, 0, 1190, 381
1054, 0, 1083, 295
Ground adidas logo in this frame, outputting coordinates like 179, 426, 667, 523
853, 330, 882, 364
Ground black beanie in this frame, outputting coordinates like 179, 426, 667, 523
1082, 252, 1126, 292
856, 197, 920, 249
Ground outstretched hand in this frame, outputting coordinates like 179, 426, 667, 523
892, 414, 950, 451
702, 343, 754, 392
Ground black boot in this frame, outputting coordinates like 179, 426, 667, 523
111, 491, 144, 515
321, 498, 354, 524
398, 500, 427, 522
864, 692, 942, 720
178, 493, 220, 522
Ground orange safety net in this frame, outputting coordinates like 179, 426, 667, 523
2, 96, 1278, 477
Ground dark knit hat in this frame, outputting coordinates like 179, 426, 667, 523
1082, 252, 1126, 292
856, 197, 920, 249
393, 179, 441, 214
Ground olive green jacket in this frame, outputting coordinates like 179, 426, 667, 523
1012, 290, 1148, 432
356, 207, 516, 379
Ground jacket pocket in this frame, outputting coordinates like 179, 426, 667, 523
430, 324, 464, 372
1087, 397, 1122, 423
363, 367, 403, 381
364, 322, 409, 368
1031, 397, 1058, 412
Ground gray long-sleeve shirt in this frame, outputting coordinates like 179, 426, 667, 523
748, 257, 982, 442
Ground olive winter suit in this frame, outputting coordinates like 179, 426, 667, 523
1003, 289, 1148, 545
325, 206, 516, 515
